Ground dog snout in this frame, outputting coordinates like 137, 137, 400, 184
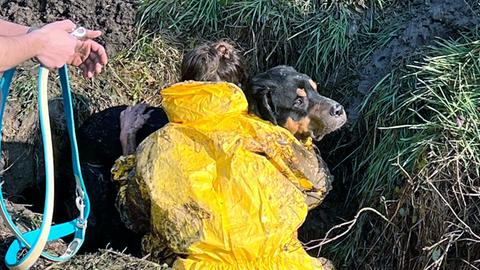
329, 103, 344, 117
307, 93, 347, 140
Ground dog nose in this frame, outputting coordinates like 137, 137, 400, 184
329, 103, 344, 117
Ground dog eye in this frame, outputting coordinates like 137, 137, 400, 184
293, 97, 304, 107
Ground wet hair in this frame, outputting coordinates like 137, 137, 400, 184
180, 40, 248, 88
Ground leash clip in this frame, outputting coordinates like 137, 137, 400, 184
75, 196, 86, 225
63, 239, 81, 258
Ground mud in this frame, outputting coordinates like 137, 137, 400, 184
349, 0, 479, 121
0, 0, 479, 268
0, 0, 138, 57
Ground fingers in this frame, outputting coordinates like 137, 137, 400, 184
90, 41, 108, 65
83, 57, 95, 78
120, 103, 151, 132
75, 40, 107, 78
85, 30, 102, 39
132, 103, 148, 114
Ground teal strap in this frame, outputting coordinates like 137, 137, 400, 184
0, 66, 90, 269
59, 66, 90, 220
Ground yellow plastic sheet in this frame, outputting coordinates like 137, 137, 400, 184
113, 82, 329, 270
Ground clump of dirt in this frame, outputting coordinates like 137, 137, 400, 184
0, 0, 138, 57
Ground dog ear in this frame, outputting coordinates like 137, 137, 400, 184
257, 90, 278, 125
291, 74, 315, 92
246, 73, 281, 125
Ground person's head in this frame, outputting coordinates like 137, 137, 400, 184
180, 40, 248, 88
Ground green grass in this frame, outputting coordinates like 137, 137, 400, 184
293, 5, 352, 81
322, 31, 480, 269
73, 1, 480, 269
137, 0, 388, 78
138, 0, 224, 34
105, 34, 182, 104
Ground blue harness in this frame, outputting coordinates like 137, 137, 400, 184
0, 65, 90, 269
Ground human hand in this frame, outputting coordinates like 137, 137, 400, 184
31, 20, 108, 78
120, 103, 153, 136
33, 20, 78, 69
119, 103, 153, 155
68, 30, 108, 78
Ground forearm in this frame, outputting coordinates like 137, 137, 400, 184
0, 19, 29, 36
0, 32, 43, 71
120, 132, 138, 156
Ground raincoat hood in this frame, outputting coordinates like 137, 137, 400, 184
161, 81, 248, 123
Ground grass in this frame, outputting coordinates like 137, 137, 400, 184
63, 32, 182, 124
138, 0, 224, 34
137, 0, 388, 80
0, 200, 169, 270
293, 5, 352, 81
224, 0, 303, 69
45, 248, 170, 270
5, 1, 478, 269
103, 34, 182, 105
320, 31, 480, 269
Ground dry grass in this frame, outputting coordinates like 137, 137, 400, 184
44, 248, 170, 270
66, 33, 181, 124
4, 1, 479, 269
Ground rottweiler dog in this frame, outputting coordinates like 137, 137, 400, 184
63, 65, 346, 253
246, 65, 346, 141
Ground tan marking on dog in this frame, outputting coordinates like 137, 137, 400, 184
284, 116, 311, 135
296, 88, 307, 97
308, 79, 317, 90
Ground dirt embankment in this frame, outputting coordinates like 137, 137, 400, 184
348, 0, 479, 121
0, 0, 139, 196
0, 0, 137, 56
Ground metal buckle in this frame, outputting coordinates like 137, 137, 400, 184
63, 238, 81, 258
75, 196, 85, 223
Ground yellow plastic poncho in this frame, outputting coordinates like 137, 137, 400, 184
113, 82, 331, 270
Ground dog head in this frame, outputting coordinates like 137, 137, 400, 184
246, 65, 346, 141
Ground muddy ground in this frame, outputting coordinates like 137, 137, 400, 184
0, 201, 169, 270
0, 0, 479, 269
0, 0, 137, 56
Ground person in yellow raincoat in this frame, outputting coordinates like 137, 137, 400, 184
112, 67, 345, 269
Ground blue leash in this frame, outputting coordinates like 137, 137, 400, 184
0, 66, 90, 269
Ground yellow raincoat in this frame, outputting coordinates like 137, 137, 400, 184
112, 82, 331, 270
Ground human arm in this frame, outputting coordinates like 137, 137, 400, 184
119, 104, 152, 155
0, 20, 78, 71
0, 32, 44, 71
0, 19, 108, 77
0, 19, 29, 36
